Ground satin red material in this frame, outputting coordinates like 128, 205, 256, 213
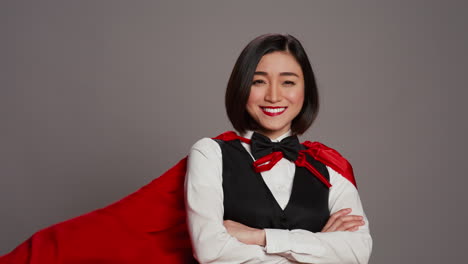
0, 131, 356, 264
295, 151, 332, 188
302, 141, 357, 188
253, 151, 284, 173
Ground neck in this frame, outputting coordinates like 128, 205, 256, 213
254, 128, 292, 141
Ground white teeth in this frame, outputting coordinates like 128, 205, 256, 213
262, 107, 286, 113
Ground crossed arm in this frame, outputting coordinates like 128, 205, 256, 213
223, 208, 366, 248
184, 138, 372, 263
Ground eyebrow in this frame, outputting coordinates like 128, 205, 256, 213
254, 71, 300, 77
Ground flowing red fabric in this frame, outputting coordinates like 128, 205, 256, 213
302, 141, 357, 188
295, 151, 332, 188
0, 131, 356, 264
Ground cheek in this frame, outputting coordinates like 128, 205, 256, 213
247, 88, 262, 106
286, 89, 305, 106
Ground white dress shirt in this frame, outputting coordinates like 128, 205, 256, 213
184, 130, 372, 264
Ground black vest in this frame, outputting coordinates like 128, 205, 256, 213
215, 139, 330, 232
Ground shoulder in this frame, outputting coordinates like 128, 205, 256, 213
302, 141, 357, 188
186, 138, 223, 177
301, 140, 341, 155
301, 140, 349, 165
185, 138, 223, 187
189, 130, 241, 157
326, 165, 358, 192
189, 137, 222, 159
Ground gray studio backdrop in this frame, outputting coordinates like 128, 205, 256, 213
1, 0, 467, 263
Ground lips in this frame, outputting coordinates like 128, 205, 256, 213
260, 106, 287, 116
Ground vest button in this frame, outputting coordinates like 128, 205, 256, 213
280, 216, 287, 224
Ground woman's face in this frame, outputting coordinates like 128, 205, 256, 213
246, 51, 305, 139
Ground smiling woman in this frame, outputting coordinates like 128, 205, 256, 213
225, 34, 319, 140
185, 33, 372, 263
246, 51, 305, 139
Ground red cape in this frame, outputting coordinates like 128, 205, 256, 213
0, 131, 355, 264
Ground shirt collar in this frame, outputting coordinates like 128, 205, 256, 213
241, 130, 293, 142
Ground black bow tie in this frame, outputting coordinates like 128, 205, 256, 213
251, 132, 301, 161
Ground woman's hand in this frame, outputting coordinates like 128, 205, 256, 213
223, 220, 266, 246
321, 208, 365, 232
223, 208, 364, 246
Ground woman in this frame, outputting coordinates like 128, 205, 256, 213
185, 34, 372, 263
0, 33, 371, 264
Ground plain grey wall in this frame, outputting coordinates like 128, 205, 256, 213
1, 0, 467, 263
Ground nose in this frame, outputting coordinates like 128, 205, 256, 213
265, 81, 282, 103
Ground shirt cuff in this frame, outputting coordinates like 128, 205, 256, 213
264, 228, 291, 254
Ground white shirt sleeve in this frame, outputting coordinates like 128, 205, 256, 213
184, 138, 294, 264
263, 167, 373, 264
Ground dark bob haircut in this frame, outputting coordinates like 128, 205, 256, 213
225, 33, 319, 136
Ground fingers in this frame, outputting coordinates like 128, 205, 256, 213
321, 208, 352, 231
327, 215, 364, 232
346, 225, 361, 232
338, 219, 365, 231
321, 208, 365, 232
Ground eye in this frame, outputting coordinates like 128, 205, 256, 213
252, 79, 266, 85
283, 80, 295, 86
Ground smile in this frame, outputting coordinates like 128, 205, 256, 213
260, 106, 287, 116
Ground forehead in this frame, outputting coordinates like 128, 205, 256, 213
255, 51, 302, 75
